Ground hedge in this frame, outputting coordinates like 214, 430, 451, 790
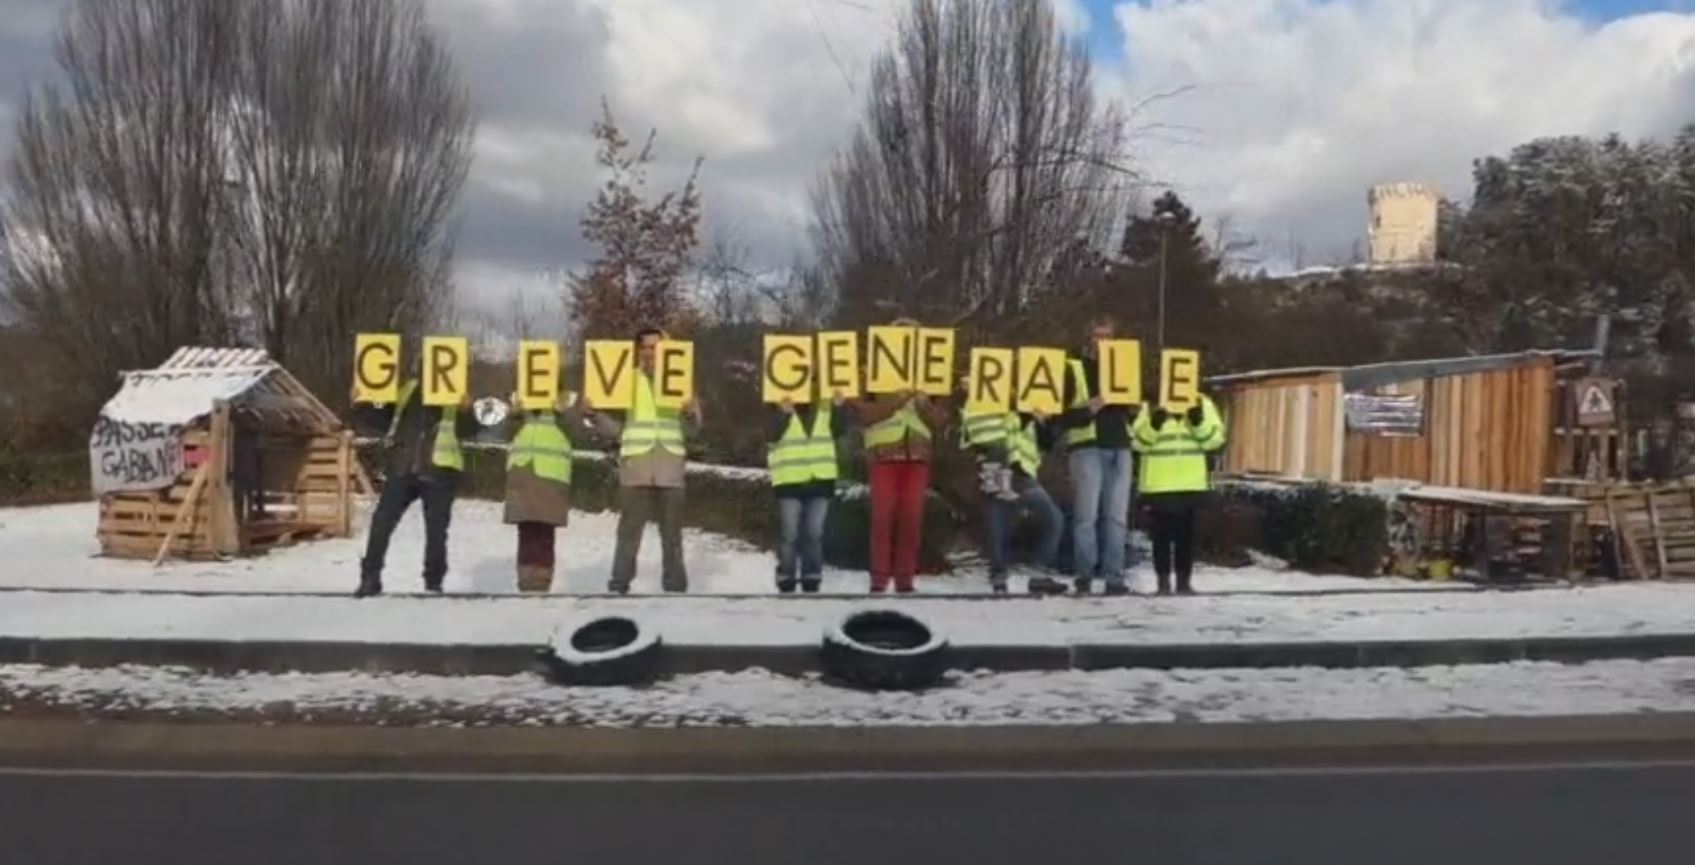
1206, 481, 1391, 576
0, 451, 89, 505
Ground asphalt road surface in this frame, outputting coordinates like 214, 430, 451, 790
4, 757, 1693, 865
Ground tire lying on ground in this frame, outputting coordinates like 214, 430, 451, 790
821, 608, 950, 691
536, 616, 662, 686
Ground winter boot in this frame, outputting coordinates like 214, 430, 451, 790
1027, 576, 1069, 596
1103, 581, 1132, 597
990, 573, 1009, 594
801, 578, 822, 594
776, 577, 798, 594
354, 575, 383, 598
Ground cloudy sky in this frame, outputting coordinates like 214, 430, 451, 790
4, 0, 1695, 315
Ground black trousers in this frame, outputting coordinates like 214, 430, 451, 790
361, 472, 455, 588
1150, 506, 1197, 592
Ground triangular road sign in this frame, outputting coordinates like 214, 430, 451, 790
1579, 383, 1613, 417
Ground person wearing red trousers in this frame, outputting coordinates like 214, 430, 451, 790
854, 386, 951, 593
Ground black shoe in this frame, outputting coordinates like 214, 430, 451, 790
1073, 578, 1093, 595
1028, 576, 1069, 596
801, 579, 822, 594
607, 582, 630, 596
991, 580, 1009, 595
424, 581, 443, 594
895, 584, 916, 595
354, 578, 382, 599
1176, 585, 1196, 596
1103, 582, 1132, 597
777, 579, 798, 594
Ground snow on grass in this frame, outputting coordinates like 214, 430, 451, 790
4, 658, 1695, 727
0, 499, 1449, 596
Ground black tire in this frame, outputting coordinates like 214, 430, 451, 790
821, 609, 950, 691
537, 616, 662, 687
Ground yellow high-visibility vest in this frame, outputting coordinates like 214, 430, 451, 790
768, 405, 840, 487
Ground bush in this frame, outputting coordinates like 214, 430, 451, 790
1211, 481, 1389, 576
0, 451, 90, 505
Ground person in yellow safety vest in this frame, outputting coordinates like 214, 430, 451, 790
1131, 391, 1228, 595
504, 386, 588, 594
349, 365, 478, 598
852, 318, 953, 593
1056, 315, 1140, 596
583, 327, 702, 594
960, 405, 1067, 595
767, 391, 852, 593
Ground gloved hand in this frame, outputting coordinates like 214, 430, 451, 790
1186, 405, 1205, 425
1150, 407, 1170, 429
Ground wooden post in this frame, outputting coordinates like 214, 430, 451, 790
1646, 488, 1668, 580
335, 430, 353, 538
207, 401, 240, 557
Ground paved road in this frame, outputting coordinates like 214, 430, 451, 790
4, 757, 1694, 865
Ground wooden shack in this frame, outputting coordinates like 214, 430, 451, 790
1212, 350, 1623, 494
91, 347, 372, 561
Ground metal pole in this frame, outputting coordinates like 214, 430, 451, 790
1157, 228, 1169, 353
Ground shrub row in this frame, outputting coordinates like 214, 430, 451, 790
0, 451, 88, 505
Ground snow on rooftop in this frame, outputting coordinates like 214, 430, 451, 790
99, 347, 276, 426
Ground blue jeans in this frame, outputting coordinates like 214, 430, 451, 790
777, 496, 831, 584
985, 475, 1064, 582
1070, 448, 1134, 585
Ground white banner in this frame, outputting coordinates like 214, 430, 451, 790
89, 415, 186, 495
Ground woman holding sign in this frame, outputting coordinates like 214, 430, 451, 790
1131, 388, 1228, 595
502, 384, 588, 594
856, 319, 952, 594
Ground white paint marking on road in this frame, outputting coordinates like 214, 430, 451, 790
3, 759, 1695, 785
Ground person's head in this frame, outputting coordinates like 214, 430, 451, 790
889, 316, 920, 328
635, 327, 665, 372
1086, 315, 1116, 355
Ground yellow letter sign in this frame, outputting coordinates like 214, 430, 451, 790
353, 333, 400, 404
1160, 348, 1202, 411
916, 328, 956, 397
966, 348, 1015, 415
421, 336, 468, 407
1098, 339, 1142, 406
816, 331, 860, 399
1016, 347, 1067, 415
866, 326, 916, 393
584, 340, 635, 410
763, 335, 814, 404
655, 340, 694, 409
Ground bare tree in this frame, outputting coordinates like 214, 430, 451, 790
219, 0, 471, 397
568, 102, 704, 340
810, 0, 1131, 331
2, 0, 241, 422
1, 0, 472, 425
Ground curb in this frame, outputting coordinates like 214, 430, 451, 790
5, 632, 1695, 676
2, 714, 1695, 774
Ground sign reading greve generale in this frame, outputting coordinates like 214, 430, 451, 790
355, 334, 1202, 411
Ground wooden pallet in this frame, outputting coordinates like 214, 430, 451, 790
1592, 482, 1695, 580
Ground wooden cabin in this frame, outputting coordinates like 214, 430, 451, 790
92, 347, 372, 561
1211, 350, 1624, 495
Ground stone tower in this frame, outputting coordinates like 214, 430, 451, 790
1367, 182, 1439, 265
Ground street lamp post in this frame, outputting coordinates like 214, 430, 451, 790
1155, 211, 1176, 354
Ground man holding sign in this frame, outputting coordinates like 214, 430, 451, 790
1056, 316, 1140, 596
348, 343, 479, 598
583, 326, 702, 594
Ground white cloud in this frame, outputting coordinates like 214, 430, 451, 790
1105, 0, 1695, 268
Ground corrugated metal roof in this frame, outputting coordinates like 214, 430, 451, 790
1210, 349, 1601, 391
98, 346, 338, 431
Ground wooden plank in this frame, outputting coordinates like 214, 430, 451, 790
152, 462, 211, 566
1607, 490, 1650, 579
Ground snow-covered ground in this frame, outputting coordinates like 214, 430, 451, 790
4, 658, 1694, 727
1, 579, 1692, 649
0, 499, 1452, 596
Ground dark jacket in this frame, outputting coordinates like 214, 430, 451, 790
1057, 351, 1135, 450
352, 396, 480, 481
767, 402, 854, 500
